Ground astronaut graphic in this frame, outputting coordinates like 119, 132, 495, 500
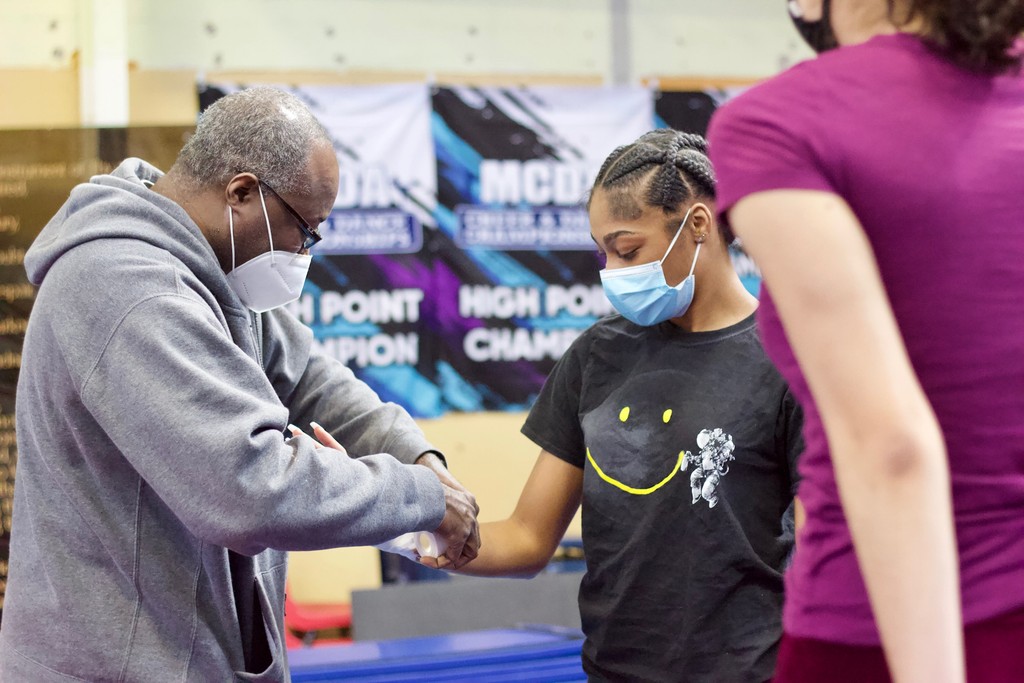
681, 428, 735, 508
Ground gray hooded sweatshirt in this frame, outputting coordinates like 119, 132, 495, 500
0, 159, 446, 682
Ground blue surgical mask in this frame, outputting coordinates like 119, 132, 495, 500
599, 207, 702, 326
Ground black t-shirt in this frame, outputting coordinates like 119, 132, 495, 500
522, 313, 802, 683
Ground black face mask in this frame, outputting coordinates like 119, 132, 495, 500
788, 0, 838, 53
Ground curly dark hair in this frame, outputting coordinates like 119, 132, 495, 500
588, 129, 727, 240
895, 0, 1024, 74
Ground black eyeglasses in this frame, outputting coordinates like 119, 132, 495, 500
259, 179, 323, 251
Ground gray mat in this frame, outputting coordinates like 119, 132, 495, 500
351, 571, 584, 641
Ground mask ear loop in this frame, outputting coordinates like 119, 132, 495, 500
256, 183, 276, 265
659, 204, 696, 265
687, 242, 702, 277
227, 205, 237, 272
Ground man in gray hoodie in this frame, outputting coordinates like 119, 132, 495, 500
0, 87, 479, 682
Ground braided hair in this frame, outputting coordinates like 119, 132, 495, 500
589, 130, 727, 240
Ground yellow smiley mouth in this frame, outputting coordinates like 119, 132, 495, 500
585, 448, 685, 496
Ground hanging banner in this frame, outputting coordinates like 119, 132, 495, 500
202, 83, 444, 417
430, 86, 654, 411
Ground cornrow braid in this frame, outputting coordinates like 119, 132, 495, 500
675, 148, 716, 199
589, 129, 722, 237
645, 133, 690, 214
597, 143, 670, 192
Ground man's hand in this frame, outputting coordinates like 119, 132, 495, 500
432, 483, 480, 569
416, 452, 481, 569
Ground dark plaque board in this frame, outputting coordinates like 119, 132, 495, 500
0, 126, 193, 617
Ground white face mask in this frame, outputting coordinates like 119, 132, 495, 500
225, 184, 312, 313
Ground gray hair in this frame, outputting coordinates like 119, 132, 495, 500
175, 86, 332, 196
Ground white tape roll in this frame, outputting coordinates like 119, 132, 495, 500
374, 533, 419, 561
375, 532, 449, 560
414, 531, 448, 558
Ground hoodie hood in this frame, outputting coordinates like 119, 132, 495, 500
24, 158, 242, 311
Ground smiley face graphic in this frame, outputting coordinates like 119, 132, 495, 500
585, 404, 687, 495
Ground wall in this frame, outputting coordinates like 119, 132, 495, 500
631, 0, 812, 78
0, 0, 81, 127
0, 0, 811, 128
126, 0, 612, 77
0, 0, 807, 75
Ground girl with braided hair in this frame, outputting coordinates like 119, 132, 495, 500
708, 1, 1024, 681
428, 130, 803, 682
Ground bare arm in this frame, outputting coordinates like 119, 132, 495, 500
729, 190, 963, 683
794, 496, 806, 538
427, 450, 582, 577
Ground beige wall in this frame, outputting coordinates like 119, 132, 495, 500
0, 0, 806, 130
0, 68, 79, 129
288, 411, 582, 603
1, 0, 809, 80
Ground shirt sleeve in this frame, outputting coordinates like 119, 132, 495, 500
707, 72, 841, 225
520, 332, 589, 469
776, 387, 805, 497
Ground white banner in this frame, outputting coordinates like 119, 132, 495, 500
206, 82, 436, 255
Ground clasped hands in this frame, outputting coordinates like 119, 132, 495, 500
289, 423, 481, 570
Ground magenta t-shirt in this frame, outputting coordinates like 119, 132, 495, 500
708, 33, 1024, 645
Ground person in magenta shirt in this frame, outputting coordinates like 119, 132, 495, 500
707, 1, 1024, 682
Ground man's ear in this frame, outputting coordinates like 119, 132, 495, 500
224, 173, 259, 208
